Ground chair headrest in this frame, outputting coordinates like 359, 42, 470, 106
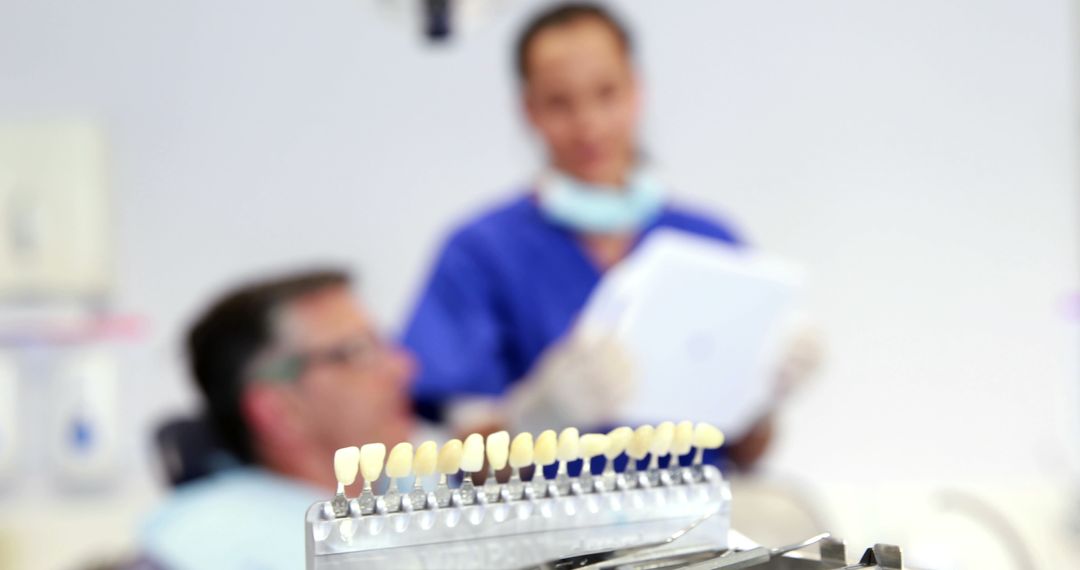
154, 415, 238, 487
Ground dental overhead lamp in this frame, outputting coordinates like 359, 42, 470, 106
374, 0, 516, 43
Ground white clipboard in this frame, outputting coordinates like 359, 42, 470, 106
578, 228, 804, 439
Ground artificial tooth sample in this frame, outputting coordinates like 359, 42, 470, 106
532, 429, 558, 497
460, 433, 485, 504
360, 442, 387, 482
603, 426, 633, 490
332, 446, 360, 517
554, 427, 580, 495
533, 430, 558, 465
626, 425, 655, 487
323, 420, 727, 519
508, 432, 533, 499
670, 421, 695, 483
414, 441, 437, 476
672, 421, 694, 458
648, 421, 676, 486
691, 422, 725, 480
411, 441, 437, 509
386, 442, 413, 476
484, 430, 510, 502
577, 433, 609, 492
384, 442, 413, 511
435, 438, 463, 507
358, 443, 386, 514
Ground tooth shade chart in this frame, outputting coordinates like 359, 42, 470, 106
509, 432, 534, 469
336, 423, 727, 493
529, 439, 724, 478
461, 433, 485, 473
413, 441, 438, 477
334, 446, 360, 487
533, 430, 558, 467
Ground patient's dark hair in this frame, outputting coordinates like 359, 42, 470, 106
515, 2, 634, 80
185, 269, 350, 463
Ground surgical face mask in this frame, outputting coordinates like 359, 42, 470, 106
537, 168, 665, 234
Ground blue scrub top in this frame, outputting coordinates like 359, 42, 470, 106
403, 193, 743, 422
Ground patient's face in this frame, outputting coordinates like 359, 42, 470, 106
276, 286, 415, 460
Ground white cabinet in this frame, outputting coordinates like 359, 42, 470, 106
0, 122, 111, 299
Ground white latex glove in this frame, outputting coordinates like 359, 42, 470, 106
444, 328, 636, 436
507, 328, 636, 433
771, 314, 825, 399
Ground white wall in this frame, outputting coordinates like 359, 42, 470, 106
0, 0, 1076, 567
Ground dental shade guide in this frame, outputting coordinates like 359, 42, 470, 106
532, 429, 558, 498
602, 426, 633, 491
626, 424, 654, 489
384, 442, 412, 512
460, 433, 485, 505
554, 427, 580, 496
507, 432, 533, 500
411, 441, 437, 510
577, 433, 608, 493
648, 421, 675, 487
671, 420, 695, 483
332, 446, 360, 518
691, 422, 724, 482
358, 443, 385, 515
434, 438, 462, 508
484, 431, 510, 503
311, 422, 731, 569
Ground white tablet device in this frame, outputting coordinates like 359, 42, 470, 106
578, 228, 804, 439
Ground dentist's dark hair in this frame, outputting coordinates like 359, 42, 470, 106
515, 2, 634, 81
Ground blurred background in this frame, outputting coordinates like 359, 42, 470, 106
0, 0, 1077, 568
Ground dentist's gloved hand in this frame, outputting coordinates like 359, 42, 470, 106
727, 316, 823, 469
506, 328, 636, 434
444, 329, 636, 437
771, 316, 825, 398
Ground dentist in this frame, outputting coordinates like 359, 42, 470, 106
403, 3, 774, 467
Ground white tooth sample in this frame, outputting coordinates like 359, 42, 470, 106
553, 427, 581, 493
693, 422, 725, 450
410, 440, 436, 508
509, 432, 534, 469
506, 432, 533, 499
383, 442, 413, 510
531, 430, 558, 495
461, 433, 485, 473
434, 438, 462, 507
533, 430, 558, 466
334, 446, 360, 487
604, 426, 633, 460
579, 434, 609, 460
580, 434, 610, 487
486, 430, 510, 470
437, 439, 463, 475
459, 433, 486, 504
556, 427, 580, 462
627, 425, 655, 460
483, 430, 511, 501
645, 422, 675, 486
331, 445, 361, 516
414, 441, 438, 477
672, 421, 694, 457
386, 442, 413, 478
579, 433, 609, 476
359, 443, 387, 483
691, 423, 725, 468
650, 421, 675, 458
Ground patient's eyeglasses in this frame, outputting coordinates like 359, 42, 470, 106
247, 333, 389, 383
